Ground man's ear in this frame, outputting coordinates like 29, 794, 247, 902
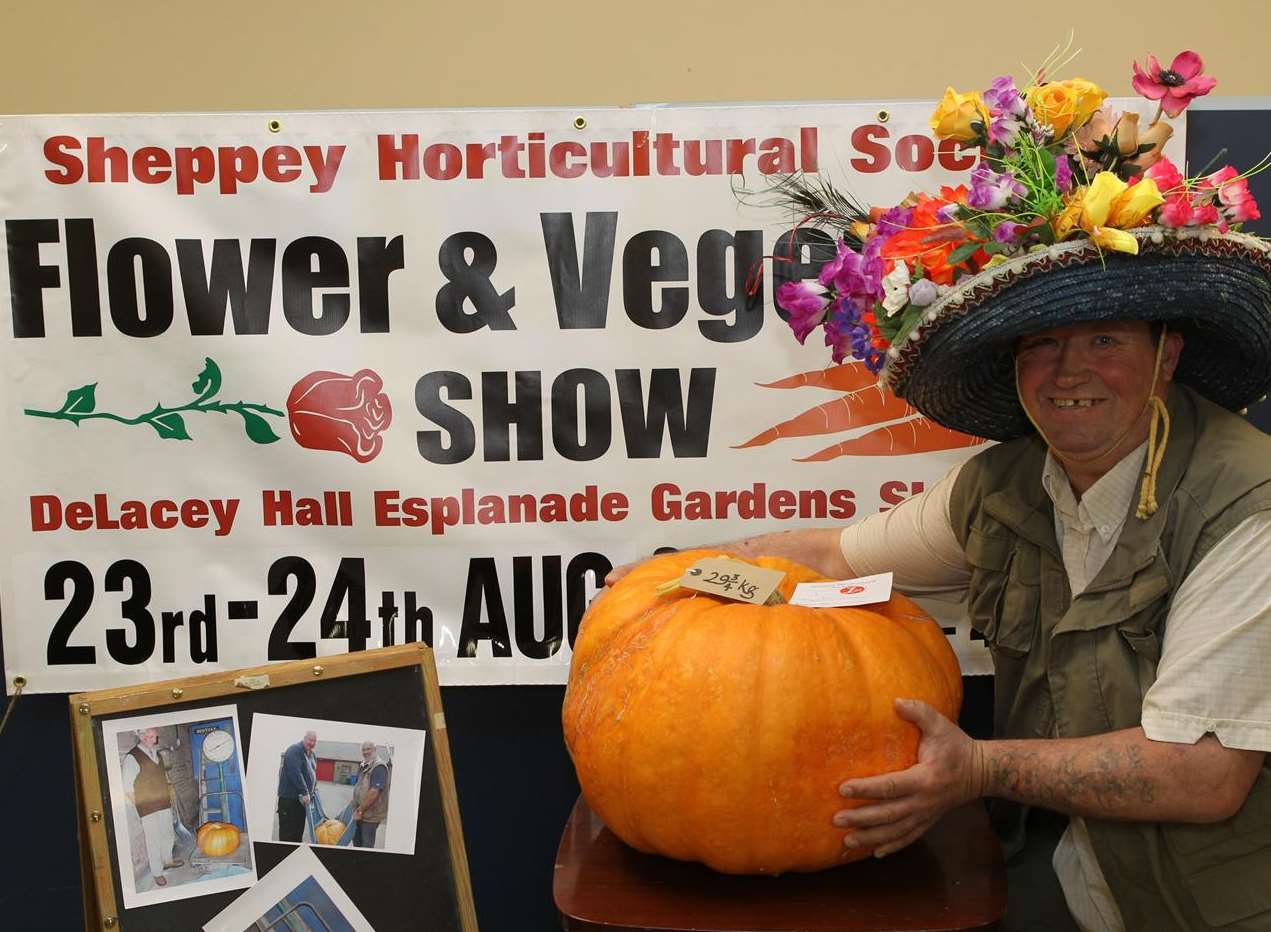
1160, 330, 1185, 383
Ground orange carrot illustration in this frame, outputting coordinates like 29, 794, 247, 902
734, 386, 914, 448
794, 417, 987, 461
757, 363, 878, 393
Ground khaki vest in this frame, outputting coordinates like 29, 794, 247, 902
128, 745, 169, 818
949, 385, 1271, 931
354, 759, 391, 823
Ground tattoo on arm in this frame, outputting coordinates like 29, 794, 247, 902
984, 741, 1156, 816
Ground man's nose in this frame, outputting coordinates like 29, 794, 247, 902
1052, 339, 1089, 384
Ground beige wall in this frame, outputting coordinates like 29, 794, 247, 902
2, 1, 1269, 113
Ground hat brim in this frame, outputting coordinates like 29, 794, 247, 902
882, 228, 1271, 441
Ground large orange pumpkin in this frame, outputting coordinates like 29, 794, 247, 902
562, 549, 962, 875
196, 821, 241, 857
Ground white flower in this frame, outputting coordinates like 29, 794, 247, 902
880, 262, 912, 316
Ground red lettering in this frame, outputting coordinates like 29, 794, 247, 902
173, 146, 215, 195
87, 136, 128, 183
423, 143, 462, 181
262, 145, 302, 183
938, 138, 977, 172
549, 141, 586, 179
466, 142, 497, 179
896, 134, 935, 172
43, 136, 83, 184
133, 147, 171, 184
378, 134, 420, 180
218, 146, 259, 195
850, 125, 890, 173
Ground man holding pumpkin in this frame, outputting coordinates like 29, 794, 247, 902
606, 54, 1271, 931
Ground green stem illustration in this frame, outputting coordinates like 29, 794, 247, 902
23, 358, 286, 445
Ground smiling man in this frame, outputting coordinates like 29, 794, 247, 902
605, 232, 1271, 929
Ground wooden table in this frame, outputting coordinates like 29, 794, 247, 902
553, 797, 1006, 931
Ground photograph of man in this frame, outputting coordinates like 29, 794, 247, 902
121, 727, 182, 887
352, 741, 391, 849
276, 730, 317, 843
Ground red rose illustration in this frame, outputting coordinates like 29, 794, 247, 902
287, 369, 392, 463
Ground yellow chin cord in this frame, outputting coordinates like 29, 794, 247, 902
1013, 325, 1171, 521
1136, 331, 1171, 519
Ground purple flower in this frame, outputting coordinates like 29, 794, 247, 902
990, 113, 1023, 148
1055, 155, 1073, 194
936, 203, 961, 223
876, 206, 915, 236
776, 280, 829, 344
908, 278, 939, 306
984, 76, 1026, 117
993, 221, 1024, 243
820, 238, 884, 306
967, 165, 1026, 211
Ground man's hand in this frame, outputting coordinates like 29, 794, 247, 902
301, 794, 311, 805
353, 808, 363, 821
832, 698, 984, 858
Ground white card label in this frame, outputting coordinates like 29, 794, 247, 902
788, 572, 894, 608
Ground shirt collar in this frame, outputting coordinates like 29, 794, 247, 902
1041, 442, 1149, 544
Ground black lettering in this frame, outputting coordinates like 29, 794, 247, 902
45, 560, 96, 664
566, 552, 611, 647
482, 371, 543, 462
623, 230, 689, 328
7, 219, 62, 338
177, 239, 277, 335
104, 559, 156, 665
540, 211, 617, 328
106, 238, 173, 337
551, 368, 611, 461
436, 232, 516, 332
513, 555, 563, 660
617, 368, 715, 458
66, 219, 103, 337
415, 371, 475, 464
697, 229, 764, 343
357, 235, 405, 333
458, 557, 513, 657
281, 236, 350, 335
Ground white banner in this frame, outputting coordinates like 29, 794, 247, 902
0, 101, 1180, 692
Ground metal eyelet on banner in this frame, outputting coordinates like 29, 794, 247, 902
877, 110, 890, 124
268, 119, 283, 133
573, 116, 587, 131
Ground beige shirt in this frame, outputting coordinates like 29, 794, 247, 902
840, 444, 1271, 932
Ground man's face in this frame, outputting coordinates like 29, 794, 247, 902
141, 728, 159, 747
303, 733, 317, 753
1015, 320, 1182, 470
361, 743, 376, 761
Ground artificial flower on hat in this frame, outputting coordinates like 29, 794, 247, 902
760, 37, 1271, 511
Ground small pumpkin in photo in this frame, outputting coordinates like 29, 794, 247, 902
196, 821, 241, 857
314, 818, 345, 846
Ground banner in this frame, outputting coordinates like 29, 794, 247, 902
0, 101, 1184, 692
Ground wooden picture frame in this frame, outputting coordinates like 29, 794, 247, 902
70, 643, 478, 931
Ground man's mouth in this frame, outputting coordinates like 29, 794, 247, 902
1050, 398, 1103, 408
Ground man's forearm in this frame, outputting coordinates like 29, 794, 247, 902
978, 727, 1263, 823
708, 528, 854, 578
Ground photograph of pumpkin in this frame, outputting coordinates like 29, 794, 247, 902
102, 706, 258, 909
735, 361, 988, 460
562, 549, 962, 874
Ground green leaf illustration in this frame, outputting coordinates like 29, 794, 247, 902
192, 358, 222, 398
58, 384, 97, 417
239, 409, 281, 444
147, 411, 192, 440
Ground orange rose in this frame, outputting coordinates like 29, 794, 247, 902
1026, 78, 1107, 137
929, 87, 990, 143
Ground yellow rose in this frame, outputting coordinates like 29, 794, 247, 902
929, 87, 989, 143
1026, 78, 1107, 137
1053, 188, 1086, 241
1076, 172, 1163, 254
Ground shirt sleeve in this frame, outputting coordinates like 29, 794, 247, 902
838, 462, 971, 599
1141, 511, 1271, 752
370, 765, 388, 791
121, 753, 139, 789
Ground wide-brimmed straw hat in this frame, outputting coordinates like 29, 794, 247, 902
769, 46, 1268, 450
883, 226, 1271, 440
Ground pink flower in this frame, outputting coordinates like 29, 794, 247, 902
1158, 193, 1195, 228
1200, 166, 1262, 223
776, 280, 829, 344
1143, 156, 1185, 195
1131, 51, 1217, 118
